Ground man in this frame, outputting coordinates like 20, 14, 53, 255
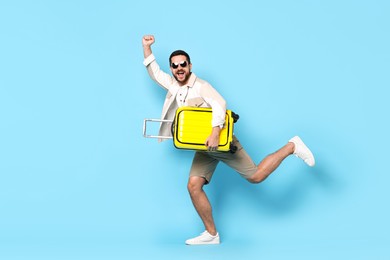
142, 35, 315, 245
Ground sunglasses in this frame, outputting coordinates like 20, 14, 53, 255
171, 60, 188, 69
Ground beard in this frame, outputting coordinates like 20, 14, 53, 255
174, 71, 191, 85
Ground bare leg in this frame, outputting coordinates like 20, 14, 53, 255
248, 142, 295, 183
187, 176, 217, 235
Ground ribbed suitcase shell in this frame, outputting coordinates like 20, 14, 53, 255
173, 107, 235, 152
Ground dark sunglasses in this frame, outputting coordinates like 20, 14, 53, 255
171, 60, 188, 69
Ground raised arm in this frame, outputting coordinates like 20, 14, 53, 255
142, 35, 174, 91
142, 35, 155, 58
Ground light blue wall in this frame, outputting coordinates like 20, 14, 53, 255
1, 0, 389, 259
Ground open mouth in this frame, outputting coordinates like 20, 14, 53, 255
176, 71, 185, 80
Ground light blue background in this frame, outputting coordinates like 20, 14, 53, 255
1, 0, 389, 259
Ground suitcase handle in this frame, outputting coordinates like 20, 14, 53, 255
143, 118, 173, 139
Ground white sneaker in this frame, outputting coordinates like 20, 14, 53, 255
289, 136, 315, 167
185, 231, 220, 245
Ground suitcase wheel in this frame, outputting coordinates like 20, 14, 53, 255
232, 112, 239, 123
229, 143, 237, 154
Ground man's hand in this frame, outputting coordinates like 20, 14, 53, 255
205, 126, 221, 152
142, 35, 155, 58
142, 35, 155, 47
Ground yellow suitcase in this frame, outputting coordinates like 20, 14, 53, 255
173, 107, 238, 152
143, 107, 239, 153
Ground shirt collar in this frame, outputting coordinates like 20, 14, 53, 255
187, 73, 197, 88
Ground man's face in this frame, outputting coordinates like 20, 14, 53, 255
170, 55, 192, 86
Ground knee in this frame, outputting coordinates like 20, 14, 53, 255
247, 174, 267, 184
187, 176, 206, 195
246, 165, 270, 184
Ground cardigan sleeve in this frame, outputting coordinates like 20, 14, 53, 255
144, 54, 173, 91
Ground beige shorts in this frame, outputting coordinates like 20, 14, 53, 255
189, 136, 257, 184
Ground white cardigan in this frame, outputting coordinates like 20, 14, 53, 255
144, 54, 227, 141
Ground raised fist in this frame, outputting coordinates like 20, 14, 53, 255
142, 35, 155, 46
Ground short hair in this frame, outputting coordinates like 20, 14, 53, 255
169, 50, 191, 65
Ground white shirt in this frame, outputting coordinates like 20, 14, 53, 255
144, 54, 227, 139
